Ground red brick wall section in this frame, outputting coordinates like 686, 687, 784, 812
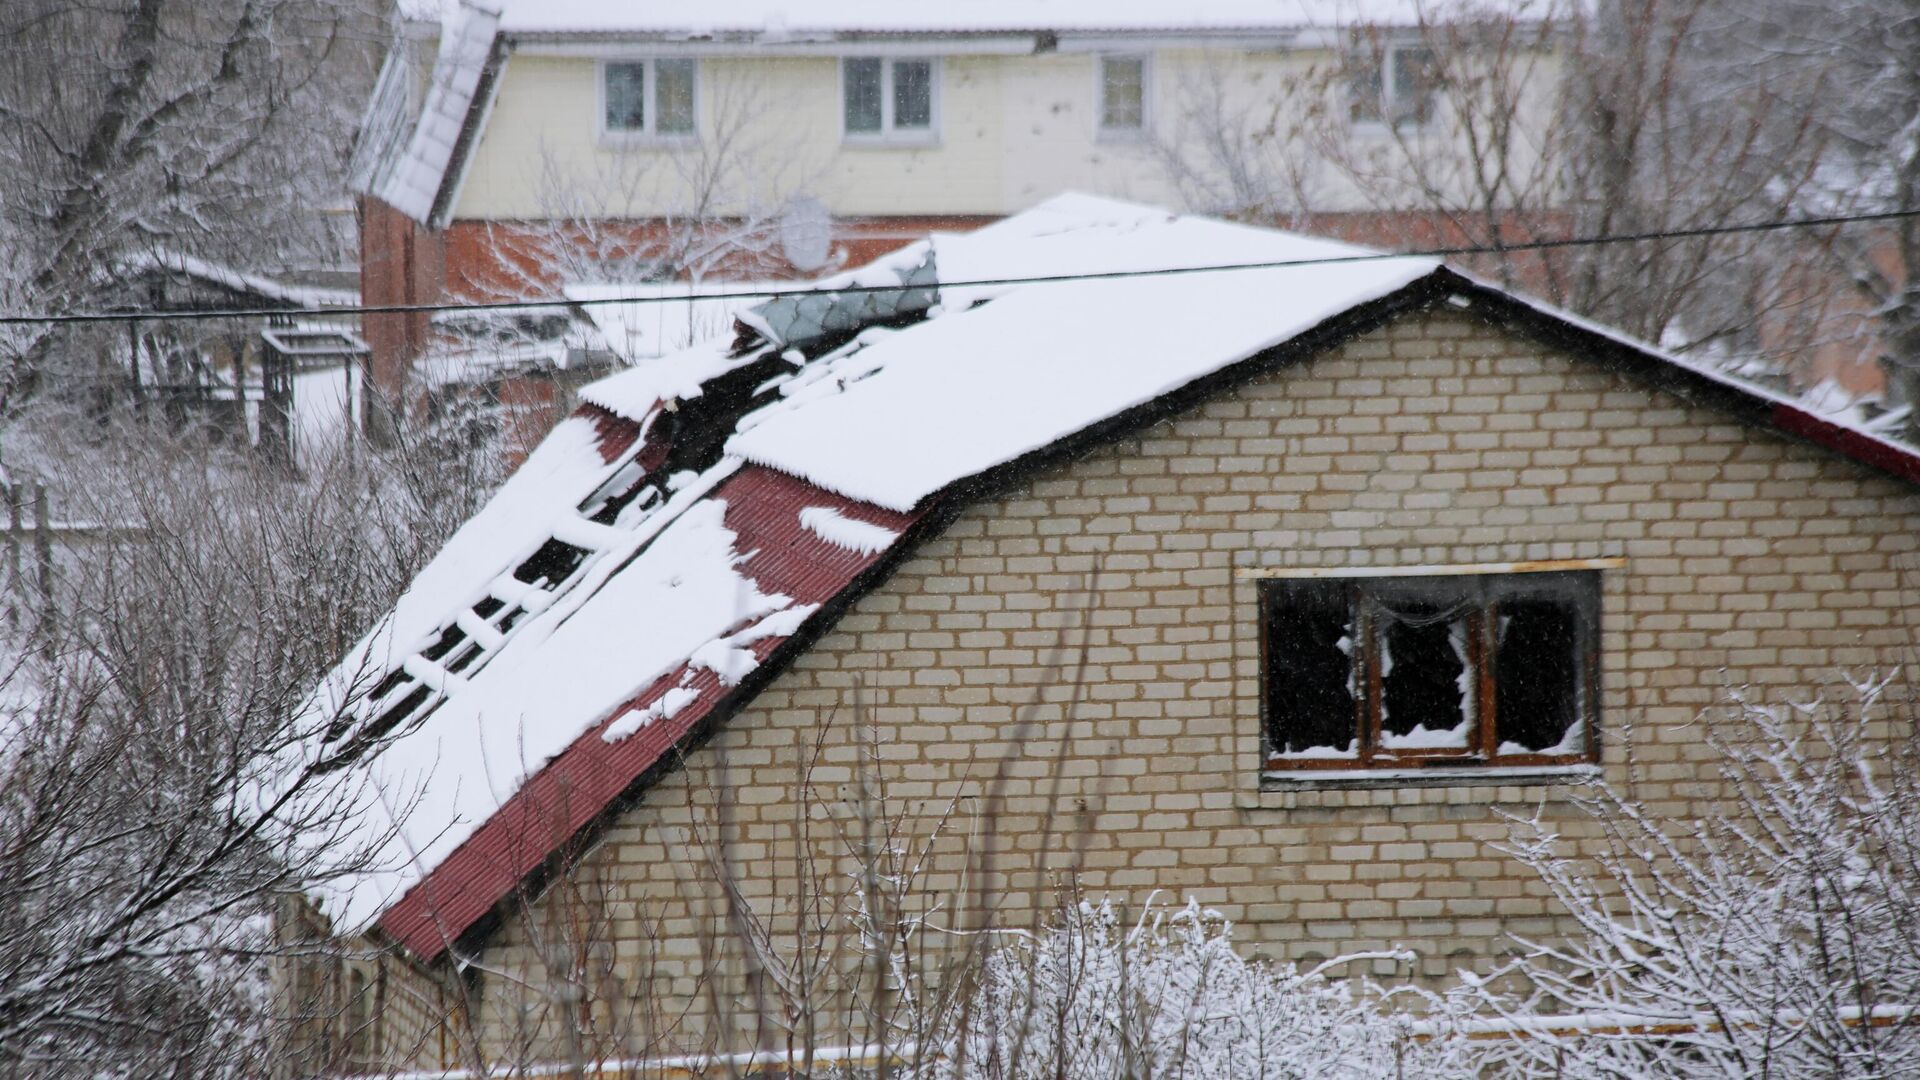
358, 196, 447, 398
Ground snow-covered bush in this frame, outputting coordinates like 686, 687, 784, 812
0, 413, 511, 1076
1485, 673, 1920, 1078
912, 899, 1491, 1080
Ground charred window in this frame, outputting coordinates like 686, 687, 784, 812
1262, 571, 1599, 772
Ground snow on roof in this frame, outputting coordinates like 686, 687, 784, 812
304, 193, 1447, 939
725, 202, 1435, 512
122, 250, 360, 309
565, 280, 794, 362
307, 193, 1920, 953
484, 0, 1509, 36
367, 1, 1548, 224
357, 2, 501, 225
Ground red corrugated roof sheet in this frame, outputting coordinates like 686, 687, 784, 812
377, 463, 919, 959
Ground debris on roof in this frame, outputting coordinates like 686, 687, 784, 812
565, 281, 792, 363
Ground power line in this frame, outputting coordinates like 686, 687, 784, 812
5, 204, 1916, 327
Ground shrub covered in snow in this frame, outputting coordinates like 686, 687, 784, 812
1485, 674, 1920, 1078
911, 899, 1491, 1080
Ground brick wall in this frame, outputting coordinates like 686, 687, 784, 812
413, 306, 1920, 1064
358, 195, 446, 399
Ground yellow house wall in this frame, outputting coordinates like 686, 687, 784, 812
450, 46, 1560, 222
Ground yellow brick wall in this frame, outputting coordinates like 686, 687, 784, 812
429, 307, 1920, 1064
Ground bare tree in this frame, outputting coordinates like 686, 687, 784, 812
0, 0, 384, 410
1156, 0, 1866, 388
466, 63, 823, 305
0, 405, 506, 1076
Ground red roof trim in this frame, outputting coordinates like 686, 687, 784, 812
1769, 401, 1920, 488
377, 465, 919, 959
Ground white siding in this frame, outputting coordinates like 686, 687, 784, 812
451, 46, 1560, 221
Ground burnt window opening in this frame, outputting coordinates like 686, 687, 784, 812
1263, 571, 1599, 772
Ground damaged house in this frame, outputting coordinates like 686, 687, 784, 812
297, 195, 1920, 1072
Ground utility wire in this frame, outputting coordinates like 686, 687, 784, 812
5, 204, 1916, 327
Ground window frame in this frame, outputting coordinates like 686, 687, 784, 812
840, 56, 941, 145
1259, 567, 1602, 775
1347, 40, 1438, 129
1094, 53, 1151, 140
597, 57, 700, 144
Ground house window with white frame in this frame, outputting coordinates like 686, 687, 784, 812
1262, 569, 1600, 773
843, 58, 938, 141
1348, 41, 1437, 127
603, 59, 697, 138
1097, 54, 1148, 135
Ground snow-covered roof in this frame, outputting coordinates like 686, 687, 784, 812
565, 280, 794, 362
495, 0, 1487, 36
302, 194, 1920, 958
353, 2, 502, 226
121, 250, 360, 309
402, 0, 1518, 35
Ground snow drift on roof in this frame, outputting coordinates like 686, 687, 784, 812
726, 199, 1437, 511
362, 1, 500, 225
485, 0, 1508, 35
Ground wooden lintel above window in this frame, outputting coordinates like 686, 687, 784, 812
1237, 557, 1625, 581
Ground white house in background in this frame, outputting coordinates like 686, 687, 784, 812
347, 0, 1560, 402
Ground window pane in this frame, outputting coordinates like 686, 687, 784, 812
1101, 56, 1145, 129
1493, 575, 1590, 754
845, 58, 884, 132
892, 60, 933, 129
1372, 583, 1474, 753
1390, 46, 1436, 122
654, 59, 696, 134
1265, 582, 1357, 759
1348, 53, 1383, 122
605, 62, 646, 131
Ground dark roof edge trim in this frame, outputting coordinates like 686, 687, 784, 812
1445, 270, 1920, 493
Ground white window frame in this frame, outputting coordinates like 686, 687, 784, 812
1348, 40, 1437, 130
1094, 53, 1151, 141
597, 58, 700, 144
840, 57, 941, 145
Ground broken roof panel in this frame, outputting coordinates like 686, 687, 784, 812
727, 206, 1435, 511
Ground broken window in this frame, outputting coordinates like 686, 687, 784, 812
1263, 571, 1598, 772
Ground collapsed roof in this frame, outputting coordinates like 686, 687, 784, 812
299, 194, 1920, 961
